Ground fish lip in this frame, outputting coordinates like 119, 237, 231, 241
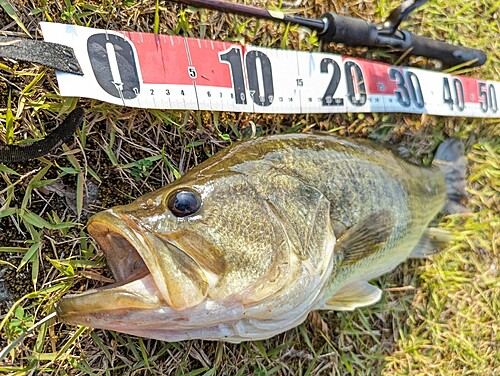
56, 209, 167, 323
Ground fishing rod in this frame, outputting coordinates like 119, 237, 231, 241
172, 0, 487, 67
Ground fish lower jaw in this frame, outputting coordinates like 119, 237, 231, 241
56, 273, 166, 321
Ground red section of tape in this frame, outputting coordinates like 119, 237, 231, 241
121, 32, 192, 85
457, 75, 480, 103
343, 58, 397, 95
185, 38, 238, 88
120, 31, 238, 88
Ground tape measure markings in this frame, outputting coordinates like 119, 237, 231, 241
40, 22, 499, 118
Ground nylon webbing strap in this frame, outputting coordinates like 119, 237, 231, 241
0, 108, 84, 163
0, 35, 83, 75
0, 36, 84, 163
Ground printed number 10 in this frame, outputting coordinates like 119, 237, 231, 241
219, 47, 274, 106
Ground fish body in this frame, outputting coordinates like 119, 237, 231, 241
57, 133, 460, 342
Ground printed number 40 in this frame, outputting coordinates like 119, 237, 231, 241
443, 77, 465, 111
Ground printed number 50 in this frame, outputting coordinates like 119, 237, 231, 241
478, 82, 498, 113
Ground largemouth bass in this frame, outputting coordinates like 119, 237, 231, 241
57, 134, 466, 342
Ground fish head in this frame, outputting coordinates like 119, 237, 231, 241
56, 161, 335, 341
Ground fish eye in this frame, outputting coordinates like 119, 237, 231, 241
167, 189, 201, 217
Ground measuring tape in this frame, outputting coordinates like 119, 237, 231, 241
41, 23, 499, 118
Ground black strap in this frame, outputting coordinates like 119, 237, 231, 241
0, 36, 83, 75
0, 36, 84, 162
0, 108, 84, 163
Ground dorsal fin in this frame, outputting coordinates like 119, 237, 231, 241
337, 210, 395, 267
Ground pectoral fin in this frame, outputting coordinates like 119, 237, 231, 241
410, 227, 454, 258
337, 210, 394, 267
320, 281, 382, 311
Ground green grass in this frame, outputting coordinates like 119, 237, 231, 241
0, 0, 499, 375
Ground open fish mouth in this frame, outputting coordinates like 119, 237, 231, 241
89, 230, 151, 291
56, 209, 209, 326
56, 216, 164, 324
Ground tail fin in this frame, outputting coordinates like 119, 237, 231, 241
432, 139, 469, 214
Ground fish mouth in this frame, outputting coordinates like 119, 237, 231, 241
56, 209, 209, 326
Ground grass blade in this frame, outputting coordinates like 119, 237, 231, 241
0, 0, 31, 36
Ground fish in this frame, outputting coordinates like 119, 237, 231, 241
56, 133, 467, 342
